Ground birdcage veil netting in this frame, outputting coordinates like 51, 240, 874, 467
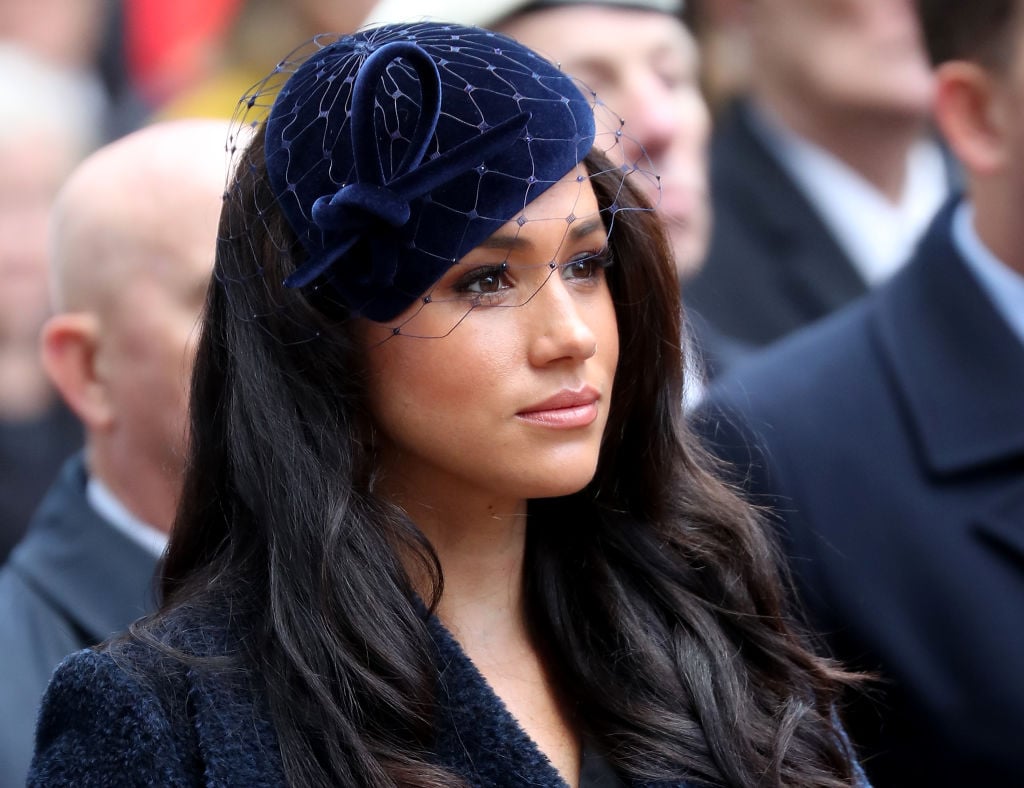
219, 22, 661, 343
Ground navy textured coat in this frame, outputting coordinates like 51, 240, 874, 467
698, 200, 1024, 786
29, 608, 705, 787
0, 454, 159, 785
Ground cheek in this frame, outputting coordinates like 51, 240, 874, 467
369, 357, 434, 435
113, 305, 199, 403
597, 299, 620, 380
682, 90, 712, 145
364, 331, 503, 445
148, 315, 199, 388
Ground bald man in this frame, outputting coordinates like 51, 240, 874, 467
0, 120, 227, 786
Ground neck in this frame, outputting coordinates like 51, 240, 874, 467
973, 184, 1024, 277
385, 476, 531, 649
753, 89, 928, 203
87, 443, 180, 532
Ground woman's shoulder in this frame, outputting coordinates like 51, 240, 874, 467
29, 605, 284, 787
28, 646, 196, 787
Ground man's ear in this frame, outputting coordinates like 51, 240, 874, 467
934, 60, 1009, 177
40, 313, 114, 430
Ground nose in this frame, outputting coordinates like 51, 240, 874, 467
618, 72, 683, 163
617, 72, 710, 174
526, 273, 598, 368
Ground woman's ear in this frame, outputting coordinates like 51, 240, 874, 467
40, 313, 114, 431
934, 60, 1009, 177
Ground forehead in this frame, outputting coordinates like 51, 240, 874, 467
499, 7, 695, 67
519, 164, 598, 222
463, 166, 603, 258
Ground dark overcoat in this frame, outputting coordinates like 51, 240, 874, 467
698, 200, 1024, 786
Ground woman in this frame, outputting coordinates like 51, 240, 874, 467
30, 23, 863, 788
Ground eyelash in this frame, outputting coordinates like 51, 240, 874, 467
454, 249, 613, 306
562, 248, 614, 281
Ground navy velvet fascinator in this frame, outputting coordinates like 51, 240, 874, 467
260, 22, 599, 323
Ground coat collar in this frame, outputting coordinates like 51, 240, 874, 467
872, 198, 1024, 476
9, 454, 160, 641
972, 481, 1024, 573
429, 614, 571, 786
427, 615, 696, 787
187, 661, 286, 786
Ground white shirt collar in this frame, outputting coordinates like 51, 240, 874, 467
750, 104, 949, 286
952, 201, 1024, 349
86, 476, 169, 559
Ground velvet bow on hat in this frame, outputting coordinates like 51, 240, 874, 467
264, 23, 596, 322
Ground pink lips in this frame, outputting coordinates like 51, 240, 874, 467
516, 387, 600, 429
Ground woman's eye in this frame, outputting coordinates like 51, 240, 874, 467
562, 250, 611, 281
466, 272, 504, 293
454, 264, 512, 298
658, 68, 690, 92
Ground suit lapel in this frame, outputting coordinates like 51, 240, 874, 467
871, 200, 1024, 476
873, 200, 1024, 576
973, 481, 1024, 571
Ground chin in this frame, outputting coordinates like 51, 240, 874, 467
522, 466, 599, 501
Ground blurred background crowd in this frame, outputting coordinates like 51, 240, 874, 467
2, 0, 1021, 786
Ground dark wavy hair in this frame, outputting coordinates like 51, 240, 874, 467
148, 121, 859, 787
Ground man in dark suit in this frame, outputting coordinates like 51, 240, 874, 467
688, 0, 955, 347
0, 120, 227, 786
697, 1, 1024, 784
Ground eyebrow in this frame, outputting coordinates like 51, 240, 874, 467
478, 217, 606, 251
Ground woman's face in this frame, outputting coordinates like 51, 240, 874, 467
360, 167, 619, 513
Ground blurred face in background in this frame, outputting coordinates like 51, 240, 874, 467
0, 132, 74, 343
286, 0, 381, 33
0, 0, 104, 69
498, 6, 711, 281
50, 124, 223, 477
750, 0, 934, 119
